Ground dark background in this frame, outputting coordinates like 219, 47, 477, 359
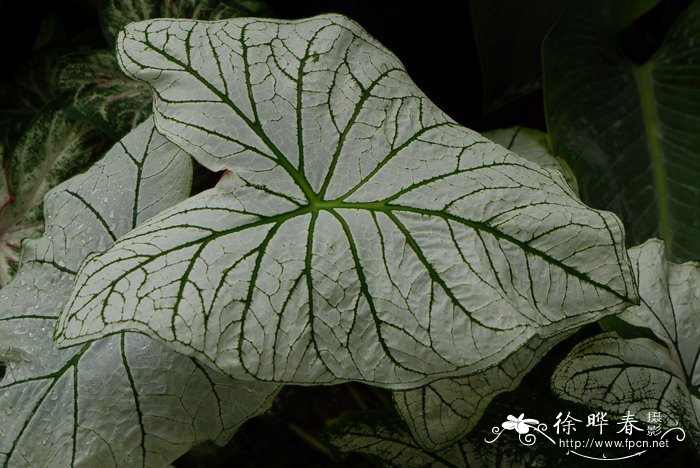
0, 0, 543, 131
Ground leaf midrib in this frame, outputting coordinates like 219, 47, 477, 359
70, 198, 633, 336
632, 63, 672, 256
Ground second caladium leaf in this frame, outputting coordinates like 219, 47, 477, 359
325, 410, 555, 467
0, 118, 278, 466
56, 15, 636, 388
552, 239, 700, 445
393, 336, 562, 451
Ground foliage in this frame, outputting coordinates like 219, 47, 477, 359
544, 1, 700, 262
0, 118, 278, 466
0, 1, 698, 466
55, 16, 634, 391
552, 239, 700, 446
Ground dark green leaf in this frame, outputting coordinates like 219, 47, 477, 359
471, 0, 660, 112
544, 3, 700, 261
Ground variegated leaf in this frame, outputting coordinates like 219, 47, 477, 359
0, 118, 279, 466
99, 0, 272, 44
57, 50, 152, 139
55, 15, 636, 389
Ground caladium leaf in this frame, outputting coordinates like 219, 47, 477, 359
325, 411, 549, 467
392, 126, 577, 450
392, 336, 562, 451
544, 3, 700, 262
471, 0, 661, 112
484, 127, 578, 196
56, 15, 636, 388
0, 108, 107, 286
56, 50, 153, 139
0, 118, 278, 466
552, 239, 700, 444
99, 0, 272, 44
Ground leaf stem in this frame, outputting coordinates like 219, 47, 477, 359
632, 63, 672, 256
287, 423, 336, 461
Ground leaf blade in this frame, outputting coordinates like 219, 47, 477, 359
57, 15, 637, 388
0, 118, 279, 466
56, 50, 152, 139
544, 4, 700, 261
471, 0, 661, 111
552, 239, 700, 445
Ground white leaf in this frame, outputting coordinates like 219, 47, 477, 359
393, 336, 563, 450
0, 118, 279, 467
56, 15, 636, 388
391, 127, 577, 450
552, 239, 700, 444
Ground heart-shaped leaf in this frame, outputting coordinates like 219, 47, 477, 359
544, 3, 700, 261
552, 239, 700, 445
0, 118, 278, 466
55, 15, 636, 388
